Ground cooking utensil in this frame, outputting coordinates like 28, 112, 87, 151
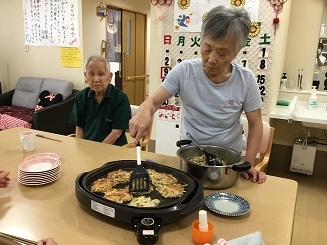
81, 160, 197, 209
75, 160, 204, 245
176, 140, 251, 189
0, 232, 37, 245
129, 142, 150, 194
76, 160, 203, 224
186, 132, 223, 166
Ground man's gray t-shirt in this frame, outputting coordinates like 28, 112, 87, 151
162, 58, 262, 152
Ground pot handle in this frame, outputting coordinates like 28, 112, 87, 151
176, 139, 192, 147
231, 161, 251, 172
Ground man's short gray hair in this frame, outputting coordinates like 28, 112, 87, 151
201, 5, 251, 55
84, 55, 111, 72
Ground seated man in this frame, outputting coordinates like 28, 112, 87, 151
70, 55, 131, 146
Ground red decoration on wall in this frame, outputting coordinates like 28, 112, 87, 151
151, 0, 173, 6
269, 0, 287, 35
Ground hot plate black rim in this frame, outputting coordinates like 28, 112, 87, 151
80, 160, 200, 209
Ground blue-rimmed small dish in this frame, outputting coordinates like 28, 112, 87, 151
204, 192, 250, 217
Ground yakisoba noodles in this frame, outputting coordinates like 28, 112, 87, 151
188, 154, 226, 165
128, 196, 161, 207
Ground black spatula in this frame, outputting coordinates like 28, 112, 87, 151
129, 142, 150, 194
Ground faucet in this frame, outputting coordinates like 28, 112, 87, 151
288, 96, 298, 123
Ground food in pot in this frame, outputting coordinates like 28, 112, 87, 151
128, 196, 161, 207
103, 187, 133, 204
188, 154, 226, 166
156, 183, 186, 198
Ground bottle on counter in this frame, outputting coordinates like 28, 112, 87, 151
308, 86, 318, 110
280, 73, 287, 89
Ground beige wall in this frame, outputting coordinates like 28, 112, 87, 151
0, 0, 85, 91
323, 3, 327, 23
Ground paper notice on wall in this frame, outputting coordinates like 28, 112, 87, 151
60, 47, 82, 68
23, 0, 80, 47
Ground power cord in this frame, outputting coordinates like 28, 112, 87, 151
313, 138, 327, 145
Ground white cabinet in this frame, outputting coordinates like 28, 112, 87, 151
155, 105, 181, 157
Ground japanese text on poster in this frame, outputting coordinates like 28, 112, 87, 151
23, 0, 80, 47
60, 47, 82, 67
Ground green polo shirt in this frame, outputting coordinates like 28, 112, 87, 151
70, 84, 131, 146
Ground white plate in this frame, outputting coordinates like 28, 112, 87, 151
18, 177, 59, 186
18, 172, 60, 181
18, 158, 60, 172
204, 192, 250, 217
18, 166, 60, 176
18, 173, 60, 184
24, 152, 60, 162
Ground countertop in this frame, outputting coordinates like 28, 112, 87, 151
270, 100, 327, 125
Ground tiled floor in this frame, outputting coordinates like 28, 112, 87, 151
267, 169, 327, 245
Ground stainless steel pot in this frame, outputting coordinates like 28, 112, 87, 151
176, 140, 251, 189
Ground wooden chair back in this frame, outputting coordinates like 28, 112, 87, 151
123, 105, 153, 151
241, 116, 275, 172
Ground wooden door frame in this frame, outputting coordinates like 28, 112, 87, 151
106, 5, 147, 105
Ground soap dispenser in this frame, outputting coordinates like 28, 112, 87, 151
280, 73, 287, 89
308, 86, 318, 110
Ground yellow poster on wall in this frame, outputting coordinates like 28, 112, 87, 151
60, 47, 82, 67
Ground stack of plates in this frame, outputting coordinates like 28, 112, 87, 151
18, 153, 61, 186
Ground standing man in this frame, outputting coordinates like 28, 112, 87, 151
129, 5, 266, 184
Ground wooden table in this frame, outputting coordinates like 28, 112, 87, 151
0, 128, 298, 245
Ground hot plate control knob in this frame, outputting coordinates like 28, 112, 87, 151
134, 218, 161, 245
141, 217, 155, 229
